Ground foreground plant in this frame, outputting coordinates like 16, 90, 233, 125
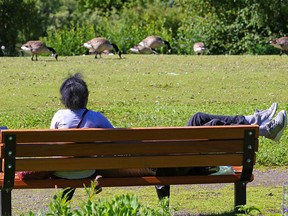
21, 181, 172, 216
236, 204, 262, 216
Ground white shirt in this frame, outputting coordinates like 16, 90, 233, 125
50, 109, 114, 179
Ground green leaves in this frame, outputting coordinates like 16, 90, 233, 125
236, 204, 262, 216
22, 182, 173, 216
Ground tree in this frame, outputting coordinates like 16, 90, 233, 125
0, 0, 42, 56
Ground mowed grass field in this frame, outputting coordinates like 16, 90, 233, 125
0, 54, 288, 215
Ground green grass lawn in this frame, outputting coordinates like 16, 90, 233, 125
1, 54, 288, 215
1, 54, 288, 128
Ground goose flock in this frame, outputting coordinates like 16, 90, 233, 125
20, 35, 172, 61
20, 35, 288, 61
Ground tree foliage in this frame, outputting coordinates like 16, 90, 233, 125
0, 0, 42, 56
1, 0, 288, 56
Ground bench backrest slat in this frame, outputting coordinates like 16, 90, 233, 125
0, 125, 259, 142
2, 140, 256, 157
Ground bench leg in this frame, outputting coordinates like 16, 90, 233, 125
0, 189, 12, 216
234, 181, 247, 212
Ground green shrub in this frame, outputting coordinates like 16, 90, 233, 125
236, 204, 262, 216
41, 23, 95, 56
21, 181, 172, 216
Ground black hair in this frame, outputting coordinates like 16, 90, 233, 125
60, 73, 89, 109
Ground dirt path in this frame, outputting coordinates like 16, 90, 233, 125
251, 167, 288, 187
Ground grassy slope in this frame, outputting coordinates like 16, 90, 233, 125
1, 54, 287, 215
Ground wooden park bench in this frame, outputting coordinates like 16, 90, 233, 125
0, 125, 259, 216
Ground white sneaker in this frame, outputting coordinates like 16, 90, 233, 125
254, 102, 278, 126
265, 110, 287, 141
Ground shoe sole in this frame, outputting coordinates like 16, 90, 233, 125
273, 110, 287, 142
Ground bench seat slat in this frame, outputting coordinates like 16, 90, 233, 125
13, 154, 253, 171
4, 139, 258, 157
1, 125, 259, 143
0, 174, 253, 189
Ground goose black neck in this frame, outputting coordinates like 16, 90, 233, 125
111, 44, 119, 52
164, 41, 171, 50
47, 46, 57, 54
112, 44, 122, 58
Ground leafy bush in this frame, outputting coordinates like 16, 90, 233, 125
21, 181, 172, 216
236, 204, 262, 216
41, 23, 95, 56
3, 0, 288, 55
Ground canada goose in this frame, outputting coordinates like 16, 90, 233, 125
193, 42, 206, 55
269, 37, 288, 56
138, 35, 172, 54
21, 40, 58, 61
129, 44, 157, 54
82, 37, 122, 59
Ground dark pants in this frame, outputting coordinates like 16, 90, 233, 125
155, 112, 246, 200
186, 112, 246, 126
